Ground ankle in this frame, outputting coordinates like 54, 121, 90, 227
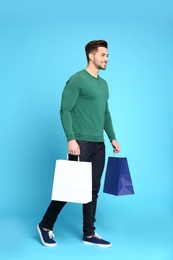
86, 233, 94, 238
43, 227, 51, 232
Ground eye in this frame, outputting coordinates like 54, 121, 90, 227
101, 53, 109, 57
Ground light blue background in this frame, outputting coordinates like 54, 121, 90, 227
0, 0, 173, 259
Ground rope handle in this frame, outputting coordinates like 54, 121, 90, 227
67, 154, 80, 161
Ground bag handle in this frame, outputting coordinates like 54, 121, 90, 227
67, 154, 80, 161
112, 151, 119, 157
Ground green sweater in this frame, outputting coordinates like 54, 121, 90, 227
60, 69, 116, 142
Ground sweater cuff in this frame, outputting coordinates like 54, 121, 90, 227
67, 134, 76, 142
109, 135, 116, 142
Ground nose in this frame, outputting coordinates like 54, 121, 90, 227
105, 57, 108, 62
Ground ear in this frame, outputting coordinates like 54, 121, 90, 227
89, 53, 94, 61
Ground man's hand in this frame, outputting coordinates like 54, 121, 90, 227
112, 139, 121, 153
68, 140, 80, 155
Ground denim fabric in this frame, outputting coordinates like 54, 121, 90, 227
41, 141, 105, 237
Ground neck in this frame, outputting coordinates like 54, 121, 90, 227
85, 65, 99, 78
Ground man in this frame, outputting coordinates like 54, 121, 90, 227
37, 40, 120, 248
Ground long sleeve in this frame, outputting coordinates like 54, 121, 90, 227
104, 101, 116, 142
60, 76, 81, 141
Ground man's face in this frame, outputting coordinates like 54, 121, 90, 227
91, 47, 109, 70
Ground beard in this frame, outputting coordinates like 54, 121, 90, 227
95, 62, 107, 70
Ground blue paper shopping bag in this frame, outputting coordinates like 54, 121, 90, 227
103, 157, 134, 196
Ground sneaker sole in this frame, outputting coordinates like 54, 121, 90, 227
82, 240, 112, 248
37, 225, 57, 247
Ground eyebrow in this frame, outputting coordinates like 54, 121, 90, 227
101, 52, 109, 56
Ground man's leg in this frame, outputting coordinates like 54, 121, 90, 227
82, 142, 105, 237
79, 142, 112, 247
41, 200, 67, 230
38, 200, 66, 247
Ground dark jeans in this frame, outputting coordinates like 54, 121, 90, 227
41, 141, 105, 237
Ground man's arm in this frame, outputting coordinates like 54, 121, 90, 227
104, 102, 121, 153
60, 76, 81, 155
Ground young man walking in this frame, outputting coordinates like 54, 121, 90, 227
37, 40, 120, 248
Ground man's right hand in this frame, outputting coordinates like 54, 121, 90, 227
68, 140, 80, 155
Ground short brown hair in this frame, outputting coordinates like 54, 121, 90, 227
85, 40, 108, 62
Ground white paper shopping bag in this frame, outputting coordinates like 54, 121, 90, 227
51, 159, 92, 204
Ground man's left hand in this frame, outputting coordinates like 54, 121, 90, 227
112, 139, 121, 153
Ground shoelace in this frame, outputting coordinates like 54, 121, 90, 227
94, 233, 102, 239
48, 230, 55, 239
